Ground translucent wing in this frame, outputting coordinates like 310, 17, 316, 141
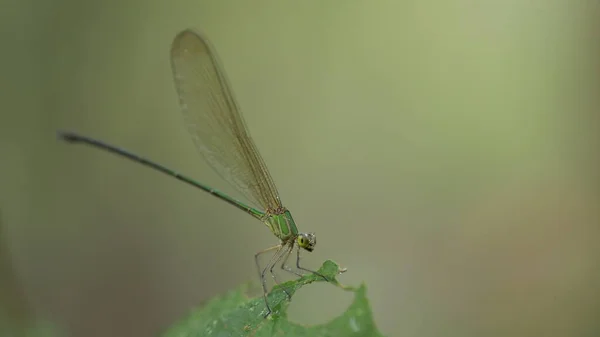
170, 30, 282, 212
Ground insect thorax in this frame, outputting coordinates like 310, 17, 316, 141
264, 209, 298, 241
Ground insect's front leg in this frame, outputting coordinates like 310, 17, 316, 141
280, 243, 303, 277
295, 245, 328, 281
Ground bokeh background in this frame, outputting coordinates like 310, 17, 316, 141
1, 0, 599, 336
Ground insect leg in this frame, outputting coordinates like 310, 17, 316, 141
295, 245, 328, 281
280, 243, 303, 277
255, 244, 282, 317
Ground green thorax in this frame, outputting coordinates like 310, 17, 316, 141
264, 209, 298, 241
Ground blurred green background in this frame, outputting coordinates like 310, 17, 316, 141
1, 0, 599, 336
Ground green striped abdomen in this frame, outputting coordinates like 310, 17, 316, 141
265, 210, 298, 241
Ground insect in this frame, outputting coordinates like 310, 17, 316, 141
58, 29, 327, 317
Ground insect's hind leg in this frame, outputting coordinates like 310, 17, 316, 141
269, 243, 294, 300
255, 244, 283, 317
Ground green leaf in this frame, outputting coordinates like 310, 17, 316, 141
161, 260, 384, 337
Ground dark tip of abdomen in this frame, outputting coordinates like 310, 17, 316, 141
56, 130, 78, 142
